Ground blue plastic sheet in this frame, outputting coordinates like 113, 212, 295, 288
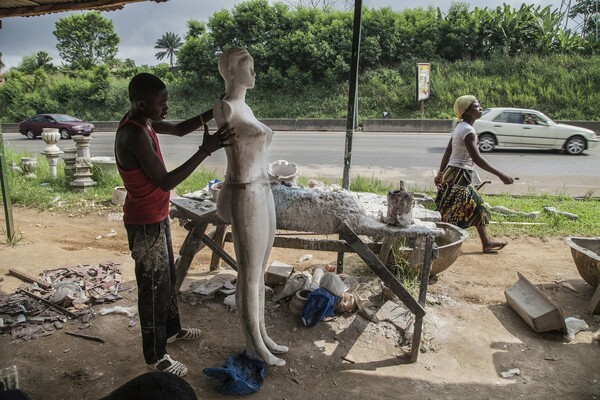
203, 352, 265, 395
301, 287, 337, 327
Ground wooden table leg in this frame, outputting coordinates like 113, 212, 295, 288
409, 235, 434, 362
339, 223, 425, 318
174, 221, 208, 292
209, 224, 226, 271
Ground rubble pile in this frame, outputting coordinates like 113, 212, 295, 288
0, 262, 124, 341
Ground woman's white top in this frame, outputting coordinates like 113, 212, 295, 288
448, 121, 476, 170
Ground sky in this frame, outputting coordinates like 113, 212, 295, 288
0, 0, 559, 70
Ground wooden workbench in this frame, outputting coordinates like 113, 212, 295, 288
169, 195, 441, 362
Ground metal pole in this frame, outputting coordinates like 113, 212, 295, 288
339, 0, 363, 271
0, 127, 15, 242
342, 0, 363, 190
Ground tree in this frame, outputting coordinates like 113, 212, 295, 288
18, 51, 55, 74
286, 0, 353, 10
185, 20, 207, 41
569, 0, 600, 38
54, 11, 119, 70
154, 32, 183, 67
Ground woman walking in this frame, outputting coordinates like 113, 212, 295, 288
435, 95, 514, 253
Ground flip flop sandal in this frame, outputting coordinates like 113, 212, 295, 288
167, 328, 202, 343
149, 354, 188, 377
483, 243, 507, 254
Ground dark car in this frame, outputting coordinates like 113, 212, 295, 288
18, 114, 95, 139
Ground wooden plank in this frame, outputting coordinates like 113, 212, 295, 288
174, 222, 209, 293
19, 289, 78, 319
0, 0, 162, 18
8, 269, 52, 290
378, 237, 394, 266
339, 223, 425, 318
64, 331, 106, 343
210, 225, 227, 271
590, 284, 600, 315
225, 232, 382, 253
410, 235, 434, 362
202, 234, 238, 271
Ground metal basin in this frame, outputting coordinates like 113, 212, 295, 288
565, 237, 600, 287
392, 222, 469, 276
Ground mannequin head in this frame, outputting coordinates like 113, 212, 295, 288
218, 47, 255, 94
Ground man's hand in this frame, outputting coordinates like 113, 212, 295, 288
200, 123, 235, 155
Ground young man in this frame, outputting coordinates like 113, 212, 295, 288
114, 73, 234, 377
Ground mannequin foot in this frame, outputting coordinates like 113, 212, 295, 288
247, 347, 286, 367
262, 335, 288, 354
266, 342, 289, 355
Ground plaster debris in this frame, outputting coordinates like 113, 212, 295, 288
298, 254, 313, 263
543, 207, 579, 220
564, 317, 589, 341
99, 305, 138, 318
192, 272, 237, 296
501, 368, 521, 378
560, 282, 578, 292
224, 294, 237, 311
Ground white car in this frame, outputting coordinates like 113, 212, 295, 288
473, 108, 598, 155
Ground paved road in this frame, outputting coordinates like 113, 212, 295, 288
4, 131, 600, 196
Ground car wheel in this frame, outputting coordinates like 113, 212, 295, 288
565, 136, 586, 155
59, 129, 71, 139
25, 130, 35, 139
478, 134, 496, 152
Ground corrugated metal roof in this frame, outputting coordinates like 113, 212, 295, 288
0, 0, 169, 18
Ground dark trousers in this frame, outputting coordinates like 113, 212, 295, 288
125, 218, 181, 365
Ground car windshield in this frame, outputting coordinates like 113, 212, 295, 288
481, 108, 492, 115
53, 115, 81, 122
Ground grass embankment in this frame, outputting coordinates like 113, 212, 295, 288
2, 148, 599, 243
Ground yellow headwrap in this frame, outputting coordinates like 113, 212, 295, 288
453, 95, 476, 120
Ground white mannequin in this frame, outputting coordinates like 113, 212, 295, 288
214, 48, 288, 367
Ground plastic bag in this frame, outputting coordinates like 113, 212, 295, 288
203, 352, 265, 395
301, 287, 337, 327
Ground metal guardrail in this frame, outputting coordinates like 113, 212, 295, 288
2, 119, 599, 134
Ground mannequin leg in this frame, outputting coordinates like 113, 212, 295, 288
231, 186, 285, 366
258, 191, 288, 354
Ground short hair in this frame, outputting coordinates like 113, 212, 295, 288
100, 372, 197, 400
128, 73, 166, 102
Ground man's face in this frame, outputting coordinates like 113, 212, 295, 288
141, 88, 168, 121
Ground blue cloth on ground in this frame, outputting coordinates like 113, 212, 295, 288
301, 287, 337, 327
203, 352, 265, 395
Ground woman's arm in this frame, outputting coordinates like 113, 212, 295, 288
464, 133, 513, 184
434, 137, 453, 186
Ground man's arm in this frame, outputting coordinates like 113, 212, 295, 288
122, 124, 214, 192
152, 109, 214, 137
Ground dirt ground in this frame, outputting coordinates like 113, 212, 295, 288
0, 205, 599, 400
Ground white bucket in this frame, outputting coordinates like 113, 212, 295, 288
111, 186, 127, 205
267, 160, 298, 184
